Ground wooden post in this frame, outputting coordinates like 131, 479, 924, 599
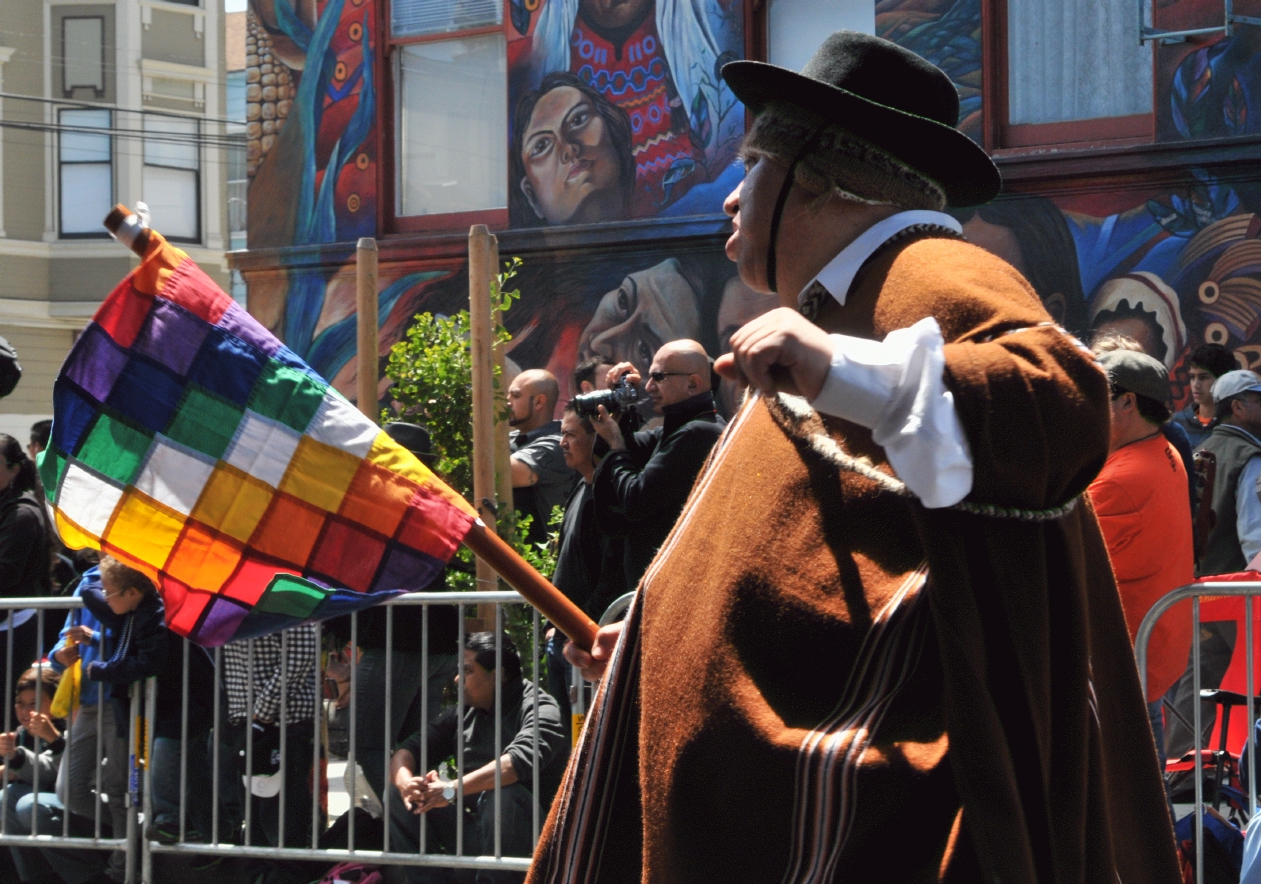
469, 226, 498, 628
490, 235, 515, 546
355, 237, 379, 420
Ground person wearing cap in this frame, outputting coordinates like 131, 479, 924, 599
1196, 369, 1261, 575
1163, 369, 1261, 759
542, 31, 1178, 884
1087, 350, 1193, 768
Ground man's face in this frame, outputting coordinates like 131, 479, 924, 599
507, 378, 536, 427
723, 155, 798, 304
27, 441, 43, 462
1189, 366, 1218, 411
521, 86, 623, 226
457, 650, 498, 712
579, 259, 701, 379
559, 412, 596, 472
645, 353, 695, 412
1232, 392, 1261, 435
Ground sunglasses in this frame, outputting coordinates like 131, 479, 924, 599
647, 371, 689, 383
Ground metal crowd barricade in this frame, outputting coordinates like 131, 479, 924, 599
143, 589, 543, 880
0, 596, 137, 879
0, 590, 561, 883
1136, 579, 1261, 884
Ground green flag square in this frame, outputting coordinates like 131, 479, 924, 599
255, 574, 328, 619
246, 360, 327, 434
166, 385, 245, 461
37, 447, 68, 502
75, 413, 153, 486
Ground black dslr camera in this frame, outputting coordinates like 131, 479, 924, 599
572, 376, 640, 417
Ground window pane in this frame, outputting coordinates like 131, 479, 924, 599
769, 0, 872, 73
63, 17, 104, 93
397, 35, 507, 217
60, 109, 111, 162
392, 0, 501, 39
143, 165, 199, 240
60, 163, 112, 234
1008, 0, 1152, 125
144, 116, 199, 169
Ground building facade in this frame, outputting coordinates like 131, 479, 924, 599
231, 0, 1261, 421
0, 0, 230, 441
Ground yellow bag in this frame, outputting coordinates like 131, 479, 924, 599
50, 658, 80, 719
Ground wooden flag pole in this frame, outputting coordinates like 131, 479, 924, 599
355, 238, 379, 420
490, 234, 515, 545
470, 225, 500, 618
463, 522, 598, 650
103, 208, 597, 651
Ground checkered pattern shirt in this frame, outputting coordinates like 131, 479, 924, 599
222, 624, 319, 725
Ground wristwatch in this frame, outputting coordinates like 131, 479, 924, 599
442, 782, 456, 802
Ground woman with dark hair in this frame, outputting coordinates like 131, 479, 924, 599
510, 71, 636, 227
0, 434, 52, 676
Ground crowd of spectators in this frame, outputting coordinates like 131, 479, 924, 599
0, 343, 728, 884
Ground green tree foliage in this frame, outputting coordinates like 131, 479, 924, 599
381, 259, 560, 675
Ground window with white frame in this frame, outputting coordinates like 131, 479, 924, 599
393, 0, 507, 220
62, 16, 105, 98
59, 108, 112, 237
143, 114, 200, 242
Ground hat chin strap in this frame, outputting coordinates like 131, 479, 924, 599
765, 123, 827, 296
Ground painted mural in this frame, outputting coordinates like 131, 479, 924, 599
235, 0, 1261, 425
506, 0, 747, 226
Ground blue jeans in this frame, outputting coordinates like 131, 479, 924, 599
3, 781, 64, 882
546, 631, 572, 744
152, 731, 213, 839
14, 787, 107, 884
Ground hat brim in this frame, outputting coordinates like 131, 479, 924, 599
722, 60, 1001, 207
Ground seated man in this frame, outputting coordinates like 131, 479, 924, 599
390, 633, 569, 883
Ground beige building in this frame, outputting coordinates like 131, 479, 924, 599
0, 0, 230, 442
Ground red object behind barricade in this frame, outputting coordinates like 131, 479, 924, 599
1193, 572, 1261, 757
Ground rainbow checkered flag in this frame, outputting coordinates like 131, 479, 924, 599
40, 230, 476, 646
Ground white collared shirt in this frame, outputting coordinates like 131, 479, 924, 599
804, 210, 973, 509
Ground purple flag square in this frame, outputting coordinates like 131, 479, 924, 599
63, 324, 129, 403
194, 595, 251, 646
132, 298, 211, 376
372, 543, 444, 594
219, 301, 280, 358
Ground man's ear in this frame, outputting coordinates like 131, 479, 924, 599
520, 178, 545, 221
687, 373, 702, 394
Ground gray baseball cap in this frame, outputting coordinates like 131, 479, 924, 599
1098, 349, 1169, 404
1212, 369, 1261, 403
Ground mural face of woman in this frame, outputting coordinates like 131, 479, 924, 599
579, 258, 702, 377
520, 86, 625, 225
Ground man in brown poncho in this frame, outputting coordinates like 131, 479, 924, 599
534, 32, 1181, 884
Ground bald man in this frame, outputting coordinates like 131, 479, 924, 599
509, 369, 577, 544
591, 340, 726, 591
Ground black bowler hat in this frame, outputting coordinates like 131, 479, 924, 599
384, 421, 438, 466
721, 31, 1001, 207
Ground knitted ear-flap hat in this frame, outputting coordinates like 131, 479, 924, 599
722, 31, 1001, 208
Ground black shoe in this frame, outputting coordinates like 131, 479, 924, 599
145, 821, 180, 844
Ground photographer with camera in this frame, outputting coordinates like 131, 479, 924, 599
584, 340, 725, 592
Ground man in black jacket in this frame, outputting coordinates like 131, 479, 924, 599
591, 339, 725, 591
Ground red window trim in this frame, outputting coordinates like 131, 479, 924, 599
983, 0, 1156, 153
379, 0, 511, 235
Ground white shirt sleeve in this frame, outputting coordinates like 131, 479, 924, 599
1236, 456, 1261, 564
808, 316, 973, 509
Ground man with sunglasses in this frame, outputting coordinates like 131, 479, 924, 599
590, 339, 725, 592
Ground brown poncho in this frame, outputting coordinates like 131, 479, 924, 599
528, 235, 1180, 884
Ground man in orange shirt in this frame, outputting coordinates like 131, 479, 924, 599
1090, 349, 1194, 767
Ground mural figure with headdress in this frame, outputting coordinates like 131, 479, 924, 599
530, 31, 1181, 884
